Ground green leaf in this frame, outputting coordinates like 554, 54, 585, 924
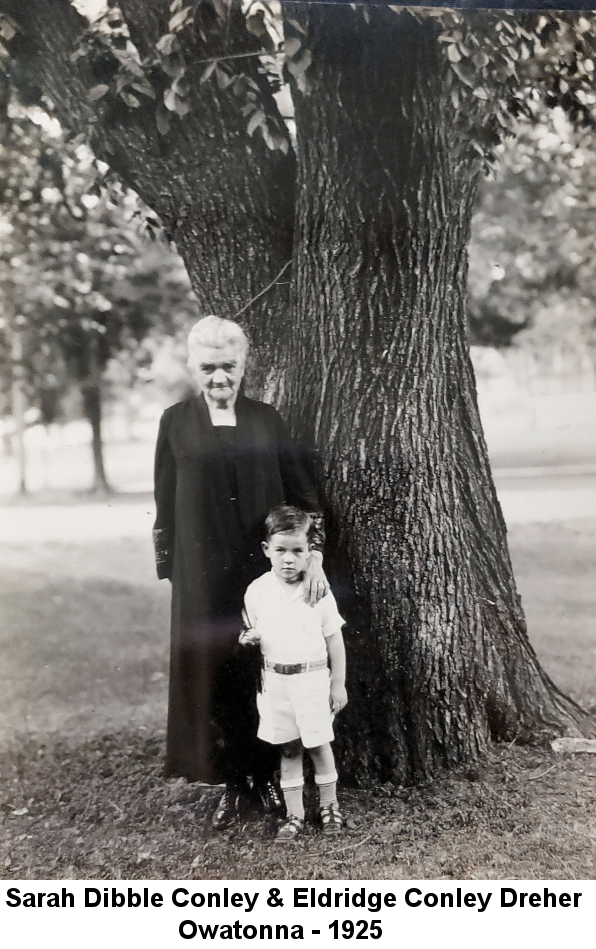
161, 52, 186, 79
163, 88, 178, 112
88, 84, 110, 101
246, 10, 268, 40
450, 62, 475, 88
174, 97, 190, 117
284, 36, 302, 58
447, 45, 461, 64
286, 49, 312, 78
472, 50, 490, 69
215, 67, 233, 91
212, 0, 229, 22
519, 44, 531, 62
472, 87, 489, 100
171, 71, 189, 97
168, 7, 194, 32
0, 15, 16, 41
121, 91, 141, 108
200, 60, 218, 84
264, 128, 289, 154
156, 33, 178, 56
130, 80, 156, 100
247, 110, 265, 137
113, 49, 144, 77
233, 76, 248, 97
285, 17, 307, 36
155, 103, 171, 136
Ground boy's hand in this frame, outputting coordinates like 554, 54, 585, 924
330, 682, 348, 715
303, 551, 329, 607
239, 628, 260, 647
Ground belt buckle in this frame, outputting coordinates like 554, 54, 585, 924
282, 663, 297, 675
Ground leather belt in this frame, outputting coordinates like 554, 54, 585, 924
263, 659, 328, 675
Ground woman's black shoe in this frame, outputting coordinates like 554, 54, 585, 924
255, 780, 285, 818
211, 787, 241, 830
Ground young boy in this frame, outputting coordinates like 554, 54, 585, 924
240, 505, 348, 842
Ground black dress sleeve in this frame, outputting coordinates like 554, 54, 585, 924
153, 408, 177, 580
272, 408, 326, 552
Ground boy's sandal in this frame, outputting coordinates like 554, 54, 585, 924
275, 815, 305, 843
319, 802, 344, 834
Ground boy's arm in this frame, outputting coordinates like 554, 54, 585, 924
239, 591, 260, 646
326, 630, 348, 714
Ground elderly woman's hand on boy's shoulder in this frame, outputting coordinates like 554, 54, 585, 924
303, 550, 329, 607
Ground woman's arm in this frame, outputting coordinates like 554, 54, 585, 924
270, 407, 329, 603
272, 407, 320, 516
303, 548, 329, 606
153, 409, 177, 580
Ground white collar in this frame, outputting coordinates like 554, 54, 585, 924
270, 571, 305, 601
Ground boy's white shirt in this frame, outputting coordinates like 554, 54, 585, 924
243, 570, 344, 666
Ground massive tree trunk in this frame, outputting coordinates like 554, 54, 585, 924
283, 6, 593, 783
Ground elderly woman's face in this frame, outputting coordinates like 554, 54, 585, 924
189, 342, 246, 407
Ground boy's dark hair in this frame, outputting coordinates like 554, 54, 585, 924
265, 505, 314, 543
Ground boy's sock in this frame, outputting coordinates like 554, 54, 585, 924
280, 782, 305, 820
315, 770, 338, 807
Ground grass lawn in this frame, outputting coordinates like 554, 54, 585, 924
0, 504, 595, 880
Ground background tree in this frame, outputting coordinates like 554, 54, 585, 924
0, 101, 195, 491
468, 104, 596, 383
1, 0, 594, 782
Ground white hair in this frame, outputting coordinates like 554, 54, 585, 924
187, 315, 249, 367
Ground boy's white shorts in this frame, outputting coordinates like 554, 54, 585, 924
257, 667, 334, 748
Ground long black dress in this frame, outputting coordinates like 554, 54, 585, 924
153, 393, 320, 784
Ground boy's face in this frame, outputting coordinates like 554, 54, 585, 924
262, 529, 310, 584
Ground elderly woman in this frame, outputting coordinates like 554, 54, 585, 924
153, 316, 326, 828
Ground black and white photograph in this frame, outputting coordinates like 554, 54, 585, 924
1, 0, 596, 883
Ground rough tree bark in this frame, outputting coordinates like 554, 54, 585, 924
4, 1, 593, 782
283, 6, 593, 782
